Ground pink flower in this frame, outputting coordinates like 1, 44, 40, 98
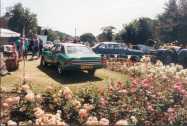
130, 87, 137, 93
118, 89, 128, 95
72, 99, 81, 109
83, 104, 94, 112
115, 119, 129, 126
63, 87, 73, 100
12, 96, 20, 105
79, 109, 88, 119
7, 120, 17, 126
99, 97, 108, 107
167, 108, 177, 124
34, 107, 45, 118
5, 97, 13, 104
85, 116, 98, 125
167, 108, 175, 113
174, 83, 183, 91
35, 94, 42, 102
147, 103, 154, 112
2, 102, 9, 109
25, 93, 35, 102
21, 84, 30, 92
99, 118, 109, 126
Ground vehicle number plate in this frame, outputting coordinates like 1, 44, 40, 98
81, 64, 93, 70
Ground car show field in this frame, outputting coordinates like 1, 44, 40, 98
1, 57, 127, 93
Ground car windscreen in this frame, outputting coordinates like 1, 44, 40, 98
66, 46, 95, 54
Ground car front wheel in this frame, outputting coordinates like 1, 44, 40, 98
57, 64, 63, 75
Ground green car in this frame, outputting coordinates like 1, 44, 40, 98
41, 43, 103, 75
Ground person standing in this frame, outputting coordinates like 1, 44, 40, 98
18, 37, 24, 59
23, 38, 29, 60
39, 39, 43, 57
32, 35, 39, 59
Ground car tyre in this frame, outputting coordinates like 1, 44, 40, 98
40, 57, 47, 67
57, 64, 63, 75
88, 69, 96, 76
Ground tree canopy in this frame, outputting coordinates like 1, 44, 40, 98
97, 26, 116, 42
80, 33, 96, 43
7, 3, 38, 37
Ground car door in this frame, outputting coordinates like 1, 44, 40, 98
43, 45, 55, 63
51, 44, 62, 64
95, 44, 107, 55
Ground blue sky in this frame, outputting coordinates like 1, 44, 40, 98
3, 0, 168, 35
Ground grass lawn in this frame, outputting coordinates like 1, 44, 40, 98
1, 58, 127, 93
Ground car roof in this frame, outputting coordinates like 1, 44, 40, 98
55, 42, 86, 47
101, 42, 120, 44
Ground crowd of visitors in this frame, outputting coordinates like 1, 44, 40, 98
14, 34, 43, 60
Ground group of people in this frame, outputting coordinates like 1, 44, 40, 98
15, 35, 43, 60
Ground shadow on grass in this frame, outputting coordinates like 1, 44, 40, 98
37, 65, 103, 85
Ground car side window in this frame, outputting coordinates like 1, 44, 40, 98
113, 44, 121, 49
98, 44, 106, 49
51, 45, 56, 52
55, 45, 61, 52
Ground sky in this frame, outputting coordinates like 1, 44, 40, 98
2, 0, 168, 36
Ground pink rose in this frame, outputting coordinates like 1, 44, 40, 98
2, 102, 9, 109
85, 116, 98, 125
34, 107, 45, 118
99, 97, 108, 107
115, 119, 129, 126
12, 96, 20, 105
25, 93, 35, 102
63, 87, 73, 100
167, 108, 175, 113
118, 89, 128, 95
99, 118, 109, 126
79, 109, 88, 120
35, 94, 42, 102
83, 104, 94, 112
5, 97, 13, 104
21, 84, 30, 92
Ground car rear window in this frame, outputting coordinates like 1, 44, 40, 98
66, 46, 94, 55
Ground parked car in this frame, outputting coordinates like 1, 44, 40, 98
151, 46, 187, 67
132, 44, 154, 54
178, 49, 187, 68
41, 43, 103, 75
92, 42, 144, 61
0, 44, 19, 71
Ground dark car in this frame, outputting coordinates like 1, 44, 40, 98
151, 46, 187, 67
177, 49, 187, 68
92, 42, 144, 60
132, 44, 154, 54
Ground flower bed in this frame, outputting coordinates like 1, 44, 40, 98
1, 58, 187, 126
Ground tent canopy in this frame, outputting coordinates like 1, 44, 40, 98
0, 28, 21, 38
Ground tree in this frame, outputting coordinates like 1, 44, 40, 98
158, 0, 179, 41
80, 33, 96, 43
177, 0, 187, 43
7, 3, 38, 37
123, 20, 138, 44
136, 18, 154, 43
97, 26, 116, 42
44, 29, 71, 42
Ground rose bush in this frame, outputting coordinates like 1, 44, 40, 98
1, 58, 187, 126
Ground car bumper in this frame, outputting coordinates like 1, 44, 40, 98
62, 64, 104, 70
